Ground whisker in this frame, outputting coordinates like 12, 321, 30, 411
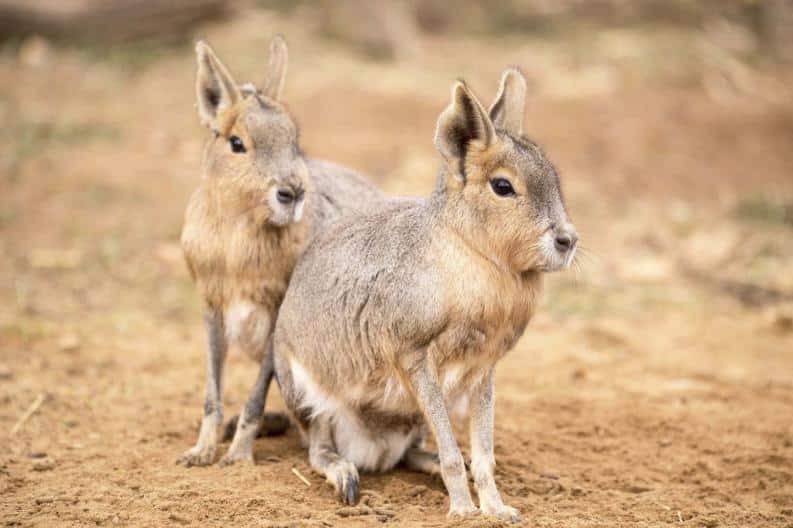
574, 244, 599, 261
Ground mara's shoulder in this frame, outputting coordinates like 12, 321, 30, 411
305, 158, 383, 219
306, 159, 378, 192
299, 197, 432, 270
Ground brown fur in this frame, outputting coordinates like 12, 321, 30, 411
177, 37, 381, 468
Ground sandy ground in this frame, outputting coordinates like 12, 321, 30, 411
2, 7, 793, 528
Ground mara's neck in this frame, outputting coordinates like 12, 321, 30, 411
429, 169, 544, 290
429, 169, 510, 275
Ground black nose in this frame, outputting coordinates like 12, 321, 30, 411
554, 233, 577, 253
276, 188, 295, 204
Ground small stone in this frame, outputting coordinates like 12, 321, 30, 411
407, 485, 427, 497
373, 508, 395, 518
32, 458, 56, 471
336, 506, 372, 517
35, 496, 54, 504
768, 304, 793, 333
58, 334, 80, 352
0, 363, 12, 380
18, 35, 52, 68
168, 513, 189, 524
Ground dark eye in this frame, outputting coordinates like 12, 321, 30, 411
229, 135, 246, 154
490, 177, 515, 197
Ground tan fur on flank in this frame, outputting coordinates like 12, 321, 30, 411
177, 37, 381, 468
272, 69, 578, 521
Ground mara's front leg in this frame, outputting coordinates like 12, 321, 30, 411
409, 359, 477, 518
219, 338, 275, 466
178, 310, 226, 466
469, 368, 521, 523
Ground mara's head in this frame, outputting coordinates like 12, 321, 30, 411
434, 69, 577, 273
195, 37, 306, 227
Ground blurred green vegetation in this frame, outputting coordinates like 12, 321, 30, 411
733, 195, 793, 227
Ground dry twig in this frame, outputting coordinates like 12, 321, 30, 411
291, 467, 311, 487
11, 393, 46, 435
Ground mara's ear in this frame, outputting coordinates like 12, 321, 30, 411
488, 68, 527, 136
195, 40, 241, 129
434, 80, 495, 179
262, 34, 288, 101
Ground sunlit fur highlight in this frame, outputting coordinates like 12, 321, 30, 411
271, 69, 576, 519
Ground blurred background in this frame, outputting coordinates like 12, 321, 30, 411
1, 1, 792, 526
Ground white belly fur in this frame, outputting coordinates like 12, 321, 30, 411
225, 300, 271, 359
289, 358, 419, 472
333, 412, 418, 472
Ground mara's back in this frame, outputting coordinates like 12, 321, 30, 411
305, 159, 383, 231
274, 196, 445, 386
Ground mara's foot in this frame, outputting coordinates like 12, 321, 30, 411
218, 446, 254, 467
481, 503, 521, 523
177, 443, 215, 467
326, 459, 360, 506
402, 447, 441, 475
447, 504, 479, 519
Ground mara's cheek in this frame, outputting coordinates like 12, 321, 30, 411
251, 204, 273, 226
512, 234, 544, 271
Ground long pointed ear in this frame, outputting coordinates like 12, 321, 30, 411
434, 80, 495, 181
488, 68, 527, 136
262, 34, 288, 101
195, 40, 241, 129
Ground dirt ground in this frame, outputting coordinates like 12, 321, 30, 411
2, 6, 793, 528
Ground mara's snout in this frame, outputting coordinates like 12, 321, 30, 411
276, 185, 303, 205
542, 222, 578, 272
269, 183, 306, 225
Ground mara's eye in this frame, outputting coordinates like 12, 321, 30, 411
490, 177, 515, 197
229, 135, 246, 154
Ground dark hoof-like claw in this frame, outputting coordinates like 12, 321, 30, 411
335, 472, 359, 505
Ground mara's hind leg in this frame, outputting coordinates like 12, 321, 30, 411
221, 412, 290, 442
308, 417, 360, 506
178, 310, 226, 467
404, 447, 441, 476
273, 349, 309, 447
220, 338, 275, 466
402, 426, 441, 475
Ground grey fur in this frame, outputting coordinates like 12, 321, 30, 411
180, 310, 227, 467
272, 71, 577, 520
219, 338, 274, 466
